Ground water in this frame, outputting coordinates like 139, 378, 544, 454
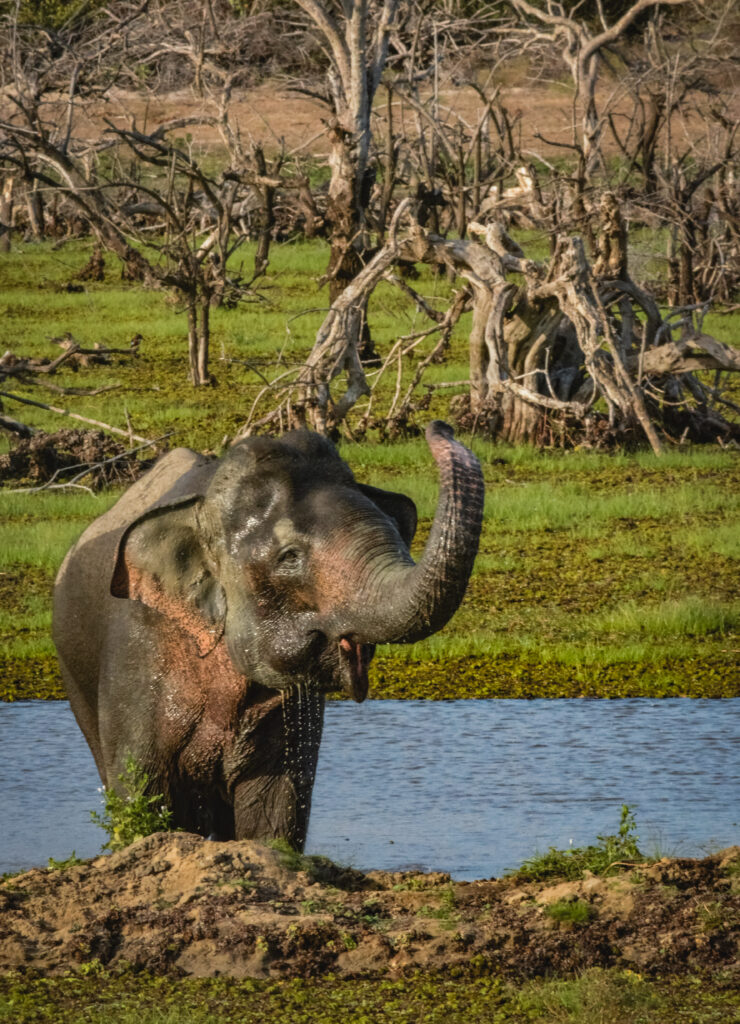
1, 699, 737, 880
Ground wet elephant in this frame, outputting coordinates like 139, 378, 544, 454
53, 421, 484, 849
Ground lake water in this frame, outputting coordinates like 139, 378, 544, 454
1, 699, 738, 880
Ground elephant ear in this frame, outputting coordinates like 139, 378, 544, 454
357, 484, 418, 548
111, 496, 226, 657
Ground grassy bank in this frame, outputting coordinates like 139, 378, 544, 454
1, 442, 737, 700
1, 240, 738, 700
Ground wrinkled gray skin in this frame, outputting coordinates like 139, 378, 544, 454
53, 421, 483, 849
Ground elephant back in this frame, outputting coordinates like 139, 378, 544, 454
52, 448, 216, 755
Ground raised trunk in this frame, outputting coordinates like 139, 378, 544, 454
336, 421, 484, 645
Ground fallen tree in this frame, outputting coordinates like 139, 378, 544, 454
239, 200, 740, 452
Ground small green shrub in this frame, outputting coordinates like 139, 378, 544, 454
47, 851, 84, 871
266, 838, 357, 887
545, 899, 594, 925
90, 755, 173, 852
267, 837, 307, 872
515, 805, 647, 882
417, 886, 459, 924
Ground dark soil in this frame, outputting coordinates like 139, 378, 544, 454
1, 833, 737, 982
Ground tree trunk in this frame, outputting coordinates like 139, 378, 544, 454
26, 182, 45, 240
197, 296, 210, 387
326, 122, 364, 303
376, 84, 398, 240
187, 301, 199, 385
0, 178, 13, 253
253, 145, 275, 277
496, 391, 548, 445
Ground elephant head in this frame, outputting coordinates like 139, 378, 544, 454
54, 421, 483, 848
110, 420, 483, 705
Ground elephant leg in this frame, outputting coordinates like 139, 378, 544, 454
169, 781, 236, 840
232, 772, 313, 849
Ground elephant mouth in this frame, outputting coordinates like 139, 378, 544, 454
337, 638, 375, 703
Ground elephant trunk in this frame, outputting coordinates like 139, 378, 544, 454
336, 421, 484, 646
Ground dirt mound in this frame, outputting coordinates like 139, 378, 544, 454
1, 833, 737, 980
0, 429, 153, 489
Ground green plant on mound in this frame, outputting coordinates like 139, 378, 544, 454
545, 898, 594, 926
514, 805, 647, 882
90, 756, 173, 852
47, 850, 84, 871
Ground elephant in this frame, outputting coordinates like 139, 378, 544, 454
53, 421, 484, 850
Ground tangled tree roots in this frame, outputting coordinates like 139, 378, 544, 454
449, 393, 653, 451
0, 429, 154, 490
241, 199, 740, 454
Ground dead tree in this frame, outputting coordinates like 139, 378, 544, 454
0, 1, 261, 386
290, 0, 400, 302
241, 199, 740, 451
506, 0, 693, 175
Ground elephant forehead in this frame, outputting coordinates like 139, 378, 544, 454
272, 517, 301, 546
217, 479, 283, 547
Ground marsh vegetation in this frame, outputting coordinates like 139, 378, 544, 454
0, 241, 737, 699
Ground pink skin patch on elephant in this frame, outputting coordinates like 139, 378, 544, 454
116, 564, 224, 657
155, 623, 249, 782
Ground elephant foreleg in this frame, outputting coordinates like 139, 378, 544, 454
230, 687, 325, 850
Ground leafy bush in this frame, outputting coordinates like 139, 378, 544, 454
514, 805, 646, 882
90, 755, 173, 851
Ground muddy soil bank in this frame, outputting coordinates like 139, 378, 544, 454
1, 833, 737, 982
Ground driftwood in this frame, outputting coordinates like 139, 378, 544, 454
238, 202, 740, 451
0, 334, 140, 381
0, 391, 151, 445
0, 413, 32, 438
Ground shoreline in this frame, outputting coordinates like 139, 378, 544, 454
2, 833, 738, 982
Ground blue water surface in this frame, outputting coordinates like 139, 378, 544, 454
1, 698, 737, 879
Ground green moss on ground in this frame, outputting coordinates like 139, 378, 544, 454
0, 969, 737, 1024
2, 649, 736, 703
370, 653, 739, 699
0, 655, 64, 701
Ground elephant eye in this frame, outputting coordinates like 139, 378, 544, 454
275, 546, 302, 573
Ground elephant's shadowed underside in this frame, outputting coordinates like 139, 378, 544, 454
0, 833, 738, 980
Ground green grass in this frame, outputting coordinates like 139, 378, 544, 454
0, 236, 466, 450
544, 899, 594, 925
513, 806, 646, 883
2, 438, 738, 699
0, 969, 737, 1023
1, 240, 739, 699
